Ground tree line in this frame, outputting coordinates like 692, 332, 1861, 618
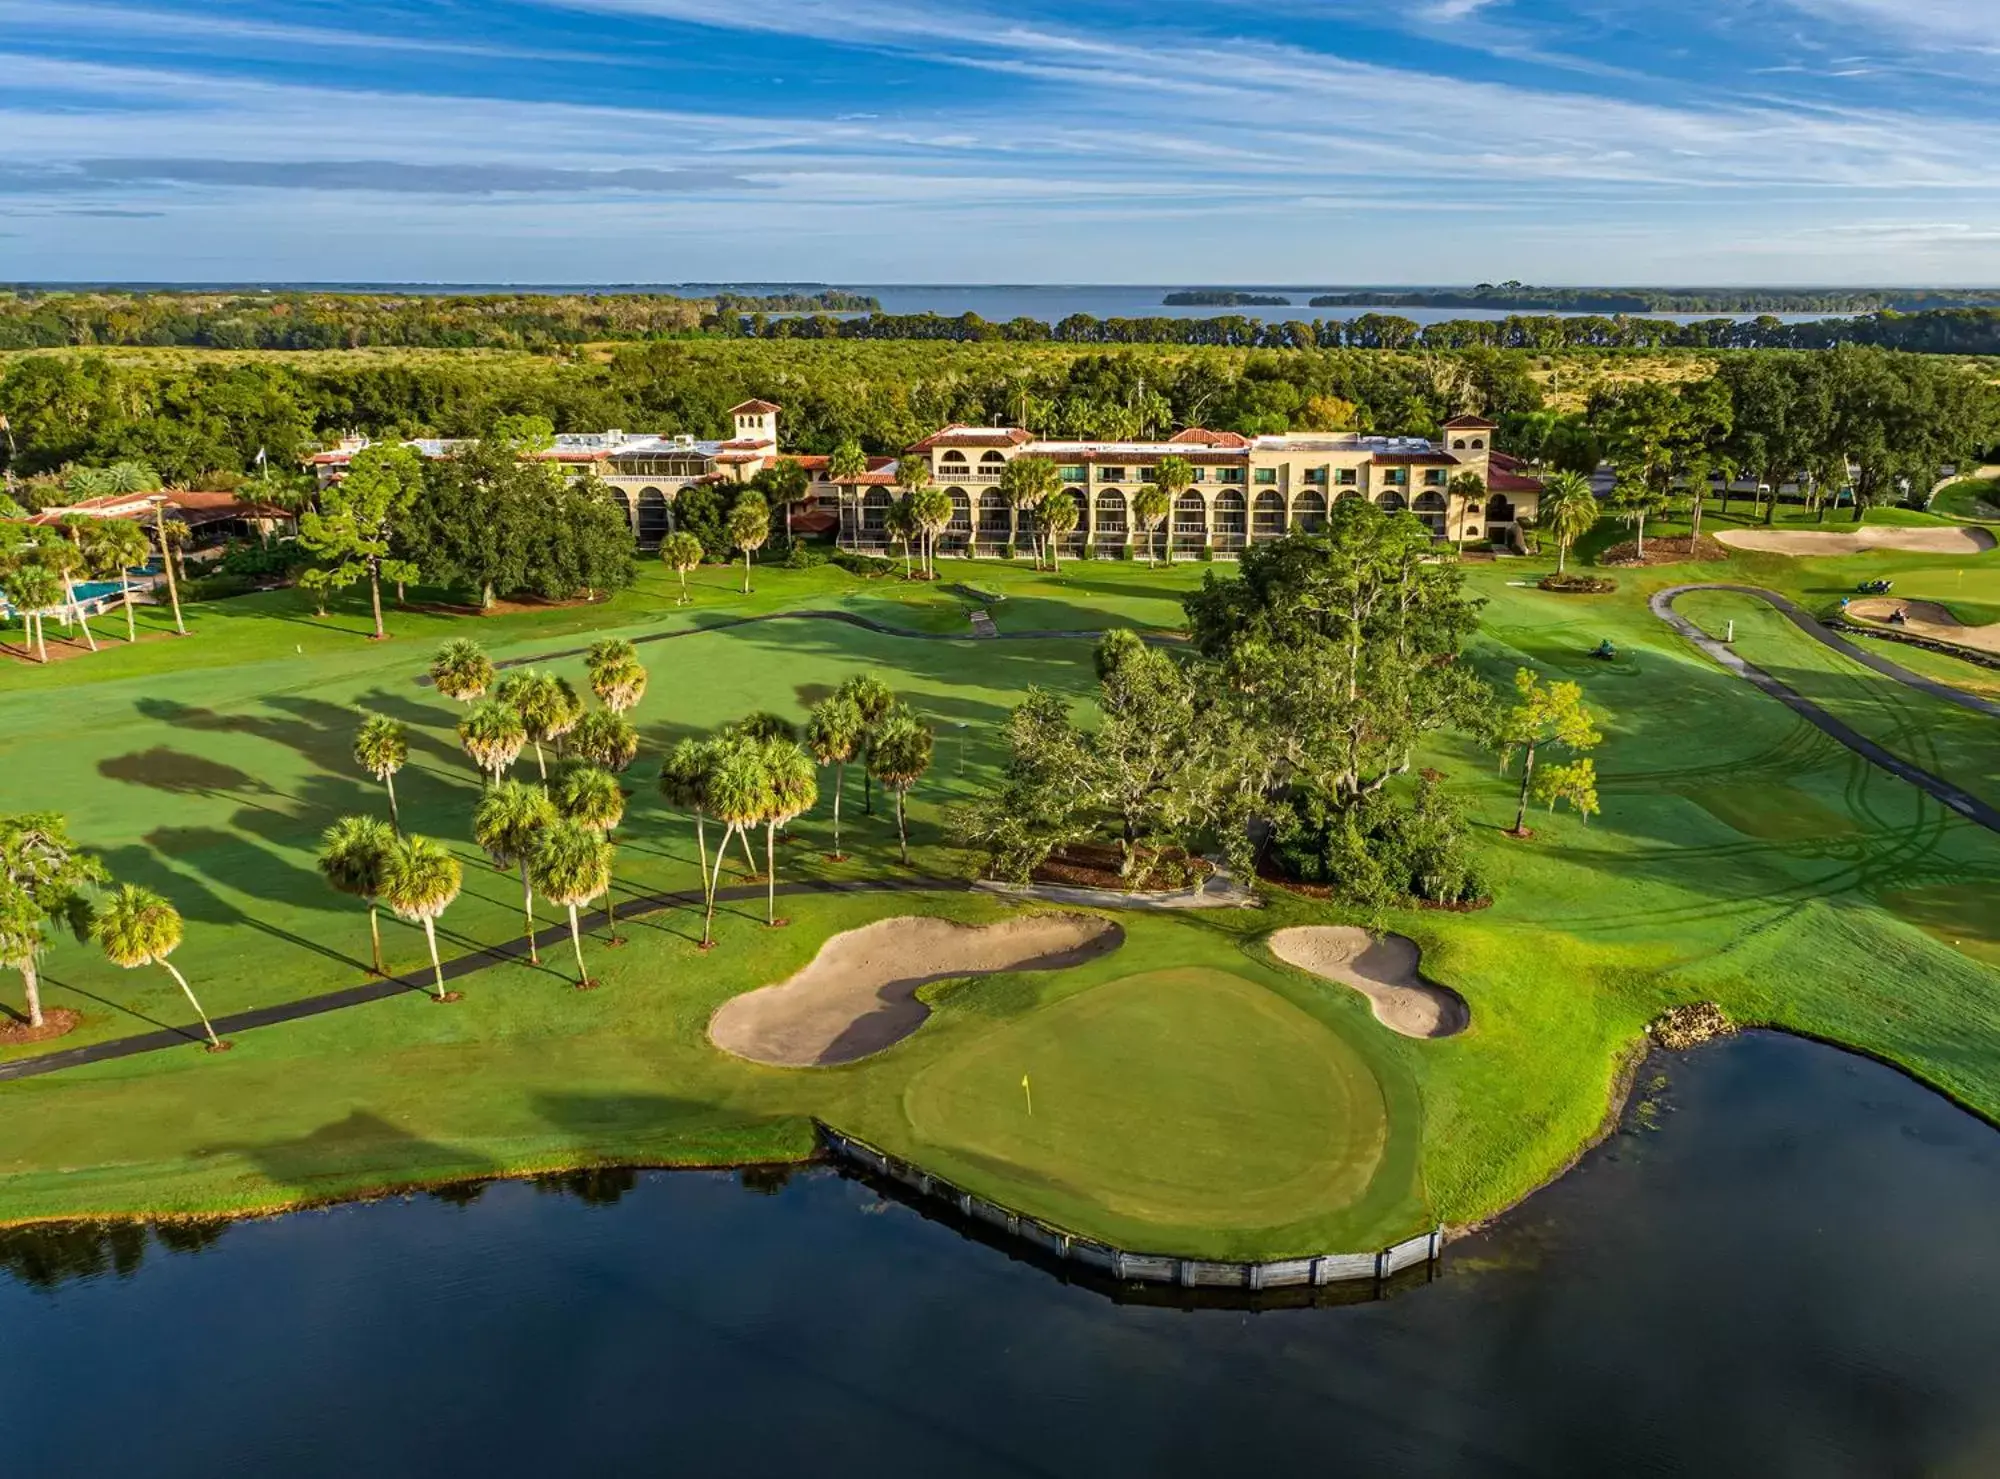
1304, 284, 2000, 315
0, 289, 876, 352
728, 307, 2000, 356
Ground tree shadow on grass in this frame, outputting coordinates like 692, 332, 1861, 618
203, 1109, 501, 1201
98, 746, 269, 801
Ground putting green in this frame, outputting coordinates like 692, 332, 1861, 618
902, 967, 1389, 1238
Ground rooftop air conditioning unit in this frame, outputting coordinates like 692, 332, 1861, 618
674, 434, 696, 449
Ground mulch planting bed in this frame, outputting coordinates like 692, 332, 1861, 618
1599, 534, 1729, 566
1031, 842, 1211, 893
0, 1008, 82, 1045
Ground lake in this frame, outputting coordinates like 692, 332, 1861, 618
4, 1030, 1996, 1477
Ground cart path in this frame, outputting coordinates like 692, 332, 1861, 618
0, 877, 971, 1083
1650, 584, 2000, 834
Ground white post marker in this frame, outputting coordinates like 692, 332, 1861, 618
1726, 619, 1734, 644
1021, 1073, 1033, 1116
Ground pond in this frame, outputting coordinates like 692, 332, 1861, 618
4, 1031, 1996, 1477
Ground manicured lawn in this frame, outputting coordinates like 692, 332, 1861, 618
1933, 478, 2000, 522
3, 539, 1999, 1260
1844, 633, 2000, 700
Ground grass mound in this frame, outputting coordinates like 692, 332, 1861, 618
902, 967, 1394, 1251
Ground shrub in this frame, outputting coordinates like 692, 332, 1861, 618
1538, 573, 1618, 594
781, 543, 827, 570
830, 549, 894, 577
217, 536, 310, 581
1273, 775, 1487, 906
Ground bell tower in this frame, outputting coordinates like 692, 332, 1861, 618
729, 399, 781, 447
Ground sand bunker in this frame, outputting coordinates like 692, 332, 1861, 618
1715, 526, 1995, 557
1266, 926, 1469, 1040
709, 913, 1123, 1067
1848, 598, 2000, 655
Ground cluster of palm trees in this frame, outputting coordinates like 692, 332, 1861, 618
872, 453, 1188, 573
0, 810, 223, 1049
0, 510, 174, 663
317, 640, 935, 995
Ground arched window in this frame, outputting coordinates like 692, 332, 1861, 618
1486, 493, 1515, 523
1292, 490, 1327, 533
606, 486, 634, 531
979, 450, 1007, 474
1377, 490, 1407, 513
1212, 490, 1247, 549
1413, 490, 1448, 535
862, 486, 894, 543
1451, 438, 1467, 450
636, 487, 671, 545
1095, 488, 1127, 539
1171, 491, 1207, 554
939, 450, 968, 480
1251, 490, 1285, 541
976, 490, 1010, 543
1057, 490, 1089, 554
945, 488, 973, 553
1471, 438, 1485, 449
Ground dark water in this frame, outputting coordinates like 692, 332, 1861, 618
5, 1031, 1997, 1477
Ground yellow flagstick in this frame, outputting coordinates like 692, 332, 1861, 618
1021, 1073, 1033, 1116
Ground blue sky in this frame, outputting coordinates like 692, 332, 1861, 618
3, 0, 1999, 284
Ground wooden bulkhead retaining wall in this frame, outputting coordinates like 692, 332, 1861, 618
816, 1122, 1442, 1290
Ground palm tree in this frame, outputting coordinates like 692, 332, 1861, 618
553, 764, 626, 940
5, 561, 61, 663
1132, 483, 1170, 567
586, 638, 647, 713
93, 884, 222, 1050
805, 695, 863, 859
1039, 493, 1079, 571
997, 455, 1057, 562
699, 736, 771, 946
86, 518, 152, 643
867, 711, 935, 865
472, 781, 556, 966
1151, 456, 1194, 564
909, 484, 954, 576
828, 439, 868, 496
148, 497, 186, 637
353, 713, 410, 828
430, 638, 495, 704
1540, 471, 1599, 575
458, 698, 526, 786
836, 674, 895, 815
728, 492, 771, 595
528, 819, 612, 989
569, 709, 639, 772
659, 530, 704, 605
41, 529, 97, 653
1447, 471, 1488, 553
379, 834, 464, 1002
660, 738, 720, 944
497, 669, 581, 779
317, 815, 397, 975
884, 494, 920, 580
757, 740, 818, 925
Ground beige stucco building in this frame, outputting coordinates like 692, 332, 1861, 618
838, 415, 1536, 556
310, 402, 1534, 556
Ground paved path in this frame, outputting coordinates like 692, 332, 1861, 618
0, 867, 1249, 1083
1650, 584, 2000, 835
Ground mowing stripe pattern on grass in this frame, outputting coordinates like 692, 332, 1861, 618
1652, 585, 2000, 833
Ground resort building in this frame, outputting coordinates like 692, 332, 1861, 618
308, 400, 804, 544
308, 402, 1534, 556
842, 415, 1537, 556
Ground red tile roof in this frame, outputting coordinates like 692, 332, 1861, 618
1167, 428, 1251, 448
1488, 469, 1542, 493
729, 399, 784, 415
1443, 414, 1498, 429
906, 425, 1033, 452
